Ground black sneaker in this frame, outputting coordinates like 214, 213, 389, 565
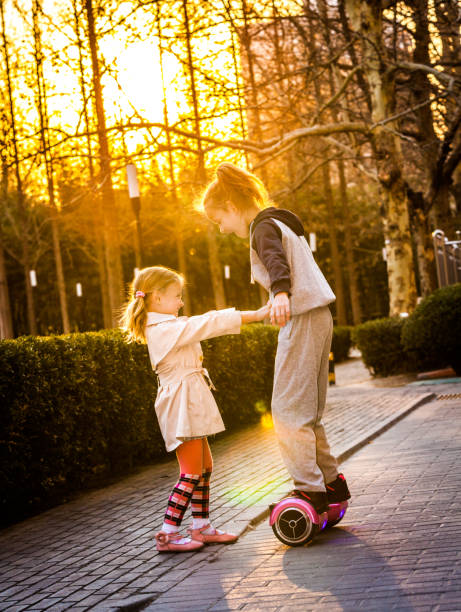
290, 489, 329, 514
326, 473, 351, 504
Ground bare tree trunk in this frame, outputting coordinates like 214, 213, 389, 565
412, 204, 436, 296
182, 0, 225, 310
1, 0, 36, 334
0, 158, 13, 338
156, 4, 190, 314
320, 162, 348, 325
346, 0, 417, 316
305, 5, 348, 325
233, 2, 268, 306
0, 235, 13, 339
85, 0, 124, 327
32, 0, 70, 333
229, 18, 249, 170
240, 0, 268, 185
72, 0, 111, 328
337, 159, 362, 323
317, 0, 362, 323
408, 0, 439, 292
0, 82, 13, 338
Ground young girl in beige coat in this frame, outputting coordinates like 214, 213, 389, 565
121, 266, 269, 553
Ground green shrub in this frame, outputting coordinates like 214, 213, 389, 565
402, 284, 461, 375
331, 326, 352, 362
203, 324, 277, 426
351, 317, 414, 376
0, 325, 277, 526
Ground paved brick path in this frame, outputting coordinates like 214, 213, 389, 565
143, 392, 461, 612
0, 378, 454, 611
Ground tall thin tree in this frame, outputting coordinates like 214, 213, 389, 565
0, 113, 13, 338
345, 0, 417, 315
156, 3, 191, 314
182, 0, 226, 310
1, 0, 36, 334
305, 4, 348, 325
84, 0, 124, 326
72, 0, 111, 327
317, 0, 362, 324
32, 0, 70, 333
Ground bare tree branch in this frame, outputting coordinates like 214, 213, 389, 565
395, 61, 458, 88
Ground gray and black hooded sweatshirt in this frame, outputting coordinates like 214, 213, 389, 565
250, 207, 335, 316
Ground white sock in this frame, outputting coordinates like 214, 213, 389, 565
161, 522, 179, 534
192, 518, 211, 530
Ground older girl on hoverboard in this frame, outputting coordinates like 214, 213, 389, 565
203, 163, 351, 546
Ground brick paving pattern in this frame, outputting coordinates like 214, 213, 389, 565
0, 378, 455, 611
144, 393, 461, 612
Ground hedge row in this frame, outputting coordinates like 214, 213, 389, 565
0, 325, 279, 526
331, 326, 352, 363
352, 317, 411, 377
0, 317, 355, 526
352, 284, 461, 377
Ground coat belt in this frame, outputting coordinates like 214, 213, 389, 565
156, 366, 216, 391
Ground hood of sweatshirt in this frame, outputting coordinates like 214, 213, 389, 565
251, 207, 304, 236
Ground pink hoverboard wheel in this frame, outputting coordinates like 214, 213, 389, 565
326, 501, 348, 528
269, 496, 328, 546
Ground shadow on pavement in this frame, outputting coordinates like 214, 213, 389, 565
281, 527, 415, 611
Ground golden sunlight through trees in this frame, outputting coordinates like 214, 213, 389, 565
0, 0, 460, 336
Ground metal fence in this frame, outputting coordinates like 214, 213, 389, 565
432, 229, 461, 288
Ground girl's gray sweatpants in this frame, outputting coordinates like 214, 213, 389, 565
272, 305, 339, 492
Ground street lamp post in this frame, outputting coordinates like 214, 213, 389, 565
76, 282, 84, 330
29, 269, 37, 287
223, 265, 230, 306
126, 163, 144, 269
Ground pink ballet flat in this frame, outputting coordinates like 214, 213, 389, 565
155, 531, 204, 553
188, 525, 239, 544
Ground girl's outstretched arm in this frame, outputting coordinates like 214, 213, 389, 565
241, 303, 271, 324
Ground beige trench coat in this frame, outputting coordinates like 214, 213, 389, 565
145, 308, 242, 452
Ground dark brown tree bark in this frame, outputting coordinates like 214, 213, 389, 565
346, 0, 417, 315
318, 0, 362, 324
32, 0, 70, 333
239, 0, 269, 185
84, 0, 124, 327
72, 0, 111, 328
156, 4, 191, 314
337, 159, 362, 324
182, 0, 226, 310
306, 4, 348, 325
0, 144, 13, 338
1, 0, 36, 334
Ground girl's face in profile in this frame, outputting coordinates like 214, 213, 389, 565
206, 203, 249, 238
149, 282, 184, 316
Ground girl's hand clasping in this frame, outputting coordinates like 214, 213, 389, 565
271, 292, 290, 327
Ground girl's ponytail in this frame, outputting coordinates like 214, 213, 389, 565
204, 163, 269, 213
119, 295, 148, 344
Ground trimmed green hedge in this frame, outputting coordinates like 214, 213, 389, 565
351, 317, 413, 376
1, 320, 352, 525
402, 284, 461, 375
352, 284, 461, 377
0, 325, 277, 526
331, 326, 352, 363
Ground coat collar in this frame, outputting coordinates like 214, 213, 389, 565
146, 312, 178, 326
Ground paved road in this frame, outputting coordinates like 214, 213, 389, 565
0, 374, 459, 610
144, 391, 461, 612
